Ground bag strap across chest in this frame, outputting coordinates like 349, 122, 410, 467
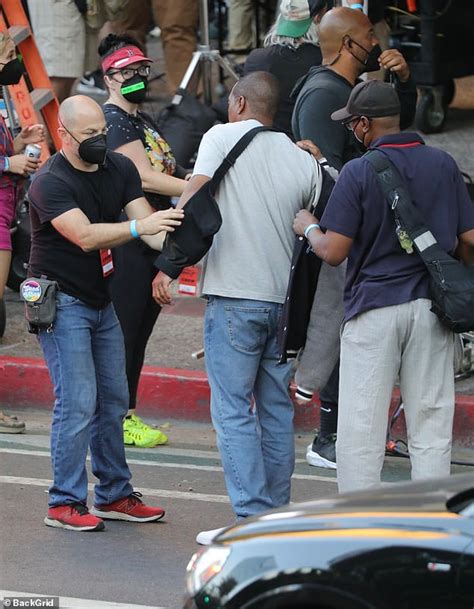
209, 126, 276, 194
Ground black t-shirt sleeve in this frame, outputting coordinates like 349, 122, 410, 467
28, 173, 79, 224
114, 153, 145, 206
105, 109, 142, 151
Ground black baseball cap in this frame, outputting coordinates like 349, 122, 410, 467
307, 0, 332, 18
331, 80, 401, 122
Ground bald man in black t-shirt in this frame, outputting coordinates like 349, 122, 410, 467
28, 95, 182, 532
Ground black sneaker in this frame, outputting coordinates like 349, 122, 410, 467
76, 69, 107, 96
306, 433, 337, 470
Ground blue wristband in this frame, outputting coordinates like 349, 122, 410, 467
130, 219, 140, 239
350, 3, 364, 9
304, 223, 320, 239
3, 157, 10, 172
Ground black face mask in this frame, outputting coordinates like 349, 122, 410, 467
0, 57, 24, 85
77, 134, 108, 165
120, 75, 148, 104
348, 39, 382, 74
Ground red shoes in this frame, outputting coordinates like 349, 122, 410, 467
91, 492, 165, 522
44, 493, 165, 530
44, 503, 104, 531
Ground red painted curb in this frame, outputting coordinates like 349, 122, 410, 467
1, 356, 473, 445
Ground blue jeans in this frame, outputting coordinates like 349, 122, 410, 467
38, 292, 133, 508
204, 296, 294, 519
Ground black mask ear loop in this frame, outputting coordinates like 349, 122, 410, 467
343, 36, 368, 67
324, 37, 347, 67
356, 117, 371, 147
58, 117, 81, 146
326, 35, 358, 67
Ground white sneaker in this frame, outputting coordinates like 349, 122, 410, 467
306, 435, 337, 470
149, 26, 161, 38
76, 71, 107, 96
196, 526, 226, 546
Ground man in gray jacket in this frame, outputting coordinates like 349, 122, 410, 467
291, 6, 416, 468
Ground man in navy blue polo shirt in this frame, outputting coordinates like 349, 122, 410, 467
293, 80, 474, 493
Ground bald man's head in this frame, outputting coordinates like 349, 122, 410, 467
59, 95, 105, 132
58, 96, 107, 165
319, 6, 374, 62
229, 72, 280, 122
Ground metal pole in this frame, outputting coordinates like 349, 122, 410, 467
199, 0, 210, 49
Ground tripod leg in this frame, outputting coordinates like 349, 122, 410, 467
215, 55, 240, 81
173, 51, 203, 102
201, 58, 213, 106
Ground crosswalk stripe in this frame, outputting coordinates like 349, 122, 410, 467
0, 475, 230, 503
0, 447, 337, 483
0, 435, 310, 462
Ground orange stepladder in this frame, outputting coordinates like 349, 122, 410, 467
0, 0, 61, 156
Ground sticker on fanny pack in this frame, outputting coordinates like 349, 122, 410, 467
21, 280, 42, 303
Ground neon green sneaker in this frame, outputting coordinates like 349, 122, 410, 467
123, 413, 168, 448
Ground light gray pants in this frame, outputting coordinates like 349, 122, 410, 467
337, 299, 455, 493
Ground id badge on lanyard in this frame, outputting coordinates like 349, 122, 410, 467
100, 248, 114, 277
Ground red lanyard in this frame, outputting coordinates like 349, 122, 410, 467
378, 142, 423, 149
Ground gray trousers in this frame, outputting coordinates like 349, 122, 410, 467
337, 298, 455, 493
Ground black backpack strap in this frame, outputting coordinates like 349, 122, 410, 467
209, 126, 276, 193
365, 149, 445, 264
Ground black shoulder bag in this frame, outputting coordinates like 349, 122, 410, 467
277, 166, 335, 362
366, 149, 474, 333
156, 126, 275, 279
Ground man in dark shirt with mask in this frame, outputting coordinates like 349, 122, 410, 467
28, 95, 183, 532
291, 6, 416, 470
293, 80, 474, 492
292, 6, 416, 170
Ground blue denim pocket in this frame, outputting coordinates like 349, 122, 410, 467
224, 305, 270, 355
56, 292, 81, 308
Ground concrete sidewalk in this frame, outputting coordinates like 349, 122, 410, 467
1, 56, 473, 445
1, 288, 474, 445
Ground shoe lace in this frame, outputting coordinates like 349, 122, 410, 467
125, 427, 148, 441
129, 414, 157, 432
126, 492, 144, 507
124, 421, 166, 442
71, 502, 89, 515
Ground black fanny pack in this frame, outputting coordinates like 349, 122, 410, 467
366, 150, 474, 333
20, 277, 58, 332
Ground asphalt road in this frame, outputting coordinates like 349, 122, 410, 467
1, 409, 473, 609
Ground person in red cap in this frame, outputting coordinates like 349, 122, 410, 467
98, 34, 190, 448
